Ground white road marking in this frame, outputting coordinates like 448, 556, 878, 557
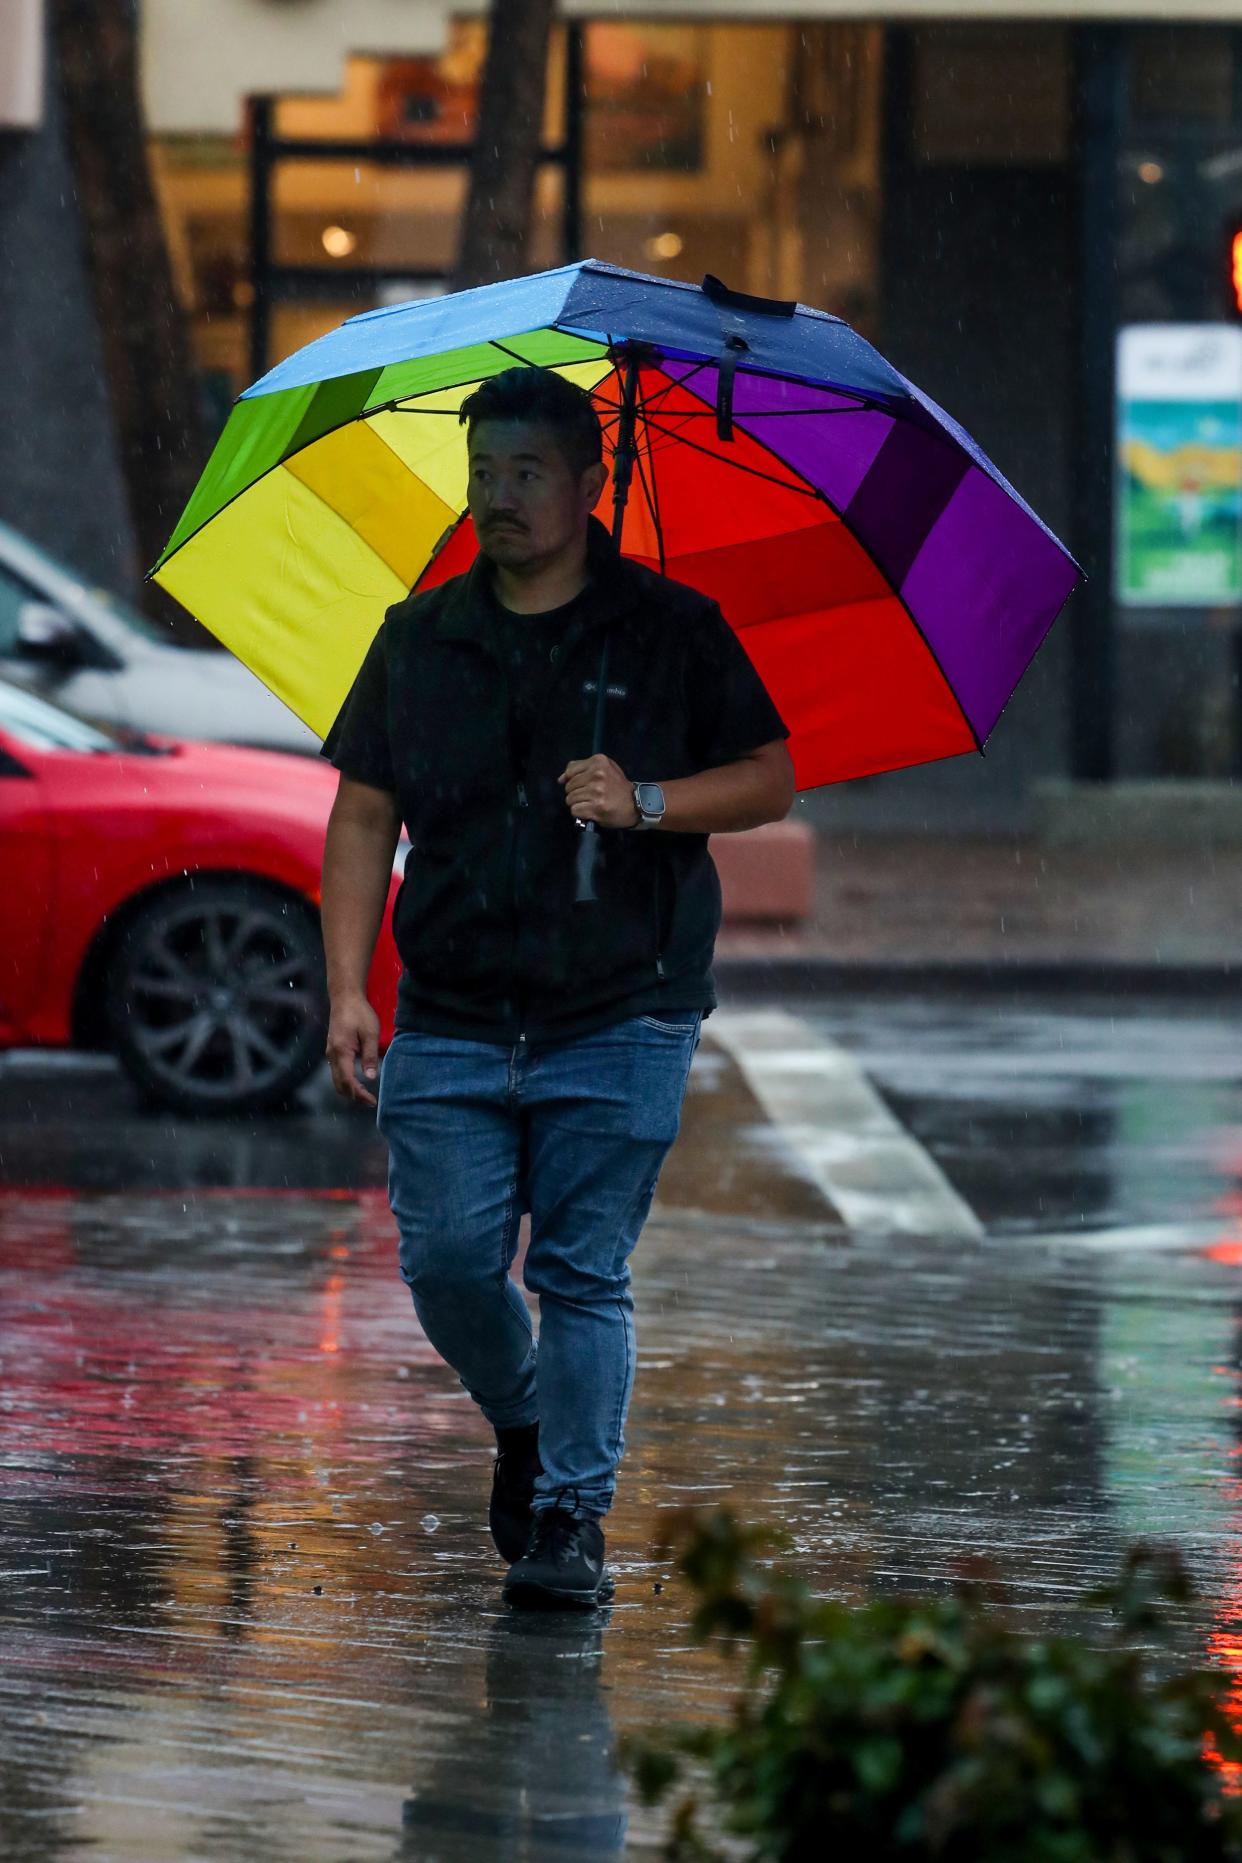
1017, 1219, 1230, 1253
707, 1009, 984, 1238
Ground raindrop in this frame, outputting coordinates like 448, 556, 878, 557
367, 1521, 385, 1535
420, 1513, 441, 1533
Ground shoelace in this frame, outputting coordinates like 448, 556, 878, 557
529, 1490, 586, 1561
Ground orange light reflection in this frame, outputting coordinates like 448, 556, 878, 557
319, 1272, 345, 1355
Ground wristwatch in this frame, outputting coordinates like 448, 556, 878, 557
632, 781, 666, 831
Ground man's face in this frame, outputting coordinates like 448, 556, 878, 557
467, 419, 603, 571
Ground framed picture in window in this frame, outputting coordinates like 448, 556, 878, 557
586, 25, 707, 174
377, 22, 487, 145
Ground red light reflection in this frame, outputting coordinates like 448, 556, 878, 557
1198, 1175, 1242, 1784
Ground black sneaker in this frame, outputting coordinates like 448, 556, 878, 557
503, 1506, 611, 1610
489, 1423, 542, 1564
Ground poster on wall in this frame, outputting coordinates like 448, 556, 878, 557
377, 22, 486, 144
1116, 324, 1242, 608
585, 25, 707, 173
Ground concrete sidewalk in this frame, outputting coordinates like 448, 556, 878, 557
715, 831, 1242, 983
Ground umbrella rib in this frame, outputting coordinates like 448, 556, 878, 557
615, 403, 878, 419
635, 412, 827, 500
636, 358, 713, 414
586, 356, 711, 424
641, 370, 670, 572
637, 404, 712, 453
630, 442, 662, 569
486, 337, 549, 370
632, 368, 666, 572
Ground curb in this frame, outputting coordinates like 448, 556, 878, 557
713, 958, 1242, 996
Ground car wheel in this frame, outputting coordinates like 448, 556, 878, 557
105, 878, 329, 1115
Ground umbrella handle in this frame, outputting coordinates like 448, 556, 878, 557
575, 823, 600, 903
573, 601, 615, 904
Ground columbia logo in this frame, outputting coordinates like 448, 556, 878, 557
583, 681, 628, 699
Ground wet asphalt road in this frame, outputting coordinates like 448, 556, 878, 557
4, 988, 1242, 1859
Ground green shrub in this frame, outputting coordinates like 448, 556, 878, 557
624, 1512, 1242, 1862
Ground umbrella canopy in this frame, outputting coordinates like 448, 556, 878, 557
152, 259, 1081, 790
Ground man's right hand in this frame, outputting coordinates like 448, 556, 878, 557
326, 991, 382, 1107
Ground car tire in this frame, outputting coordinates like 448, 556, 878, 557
104, 877, 329, 1116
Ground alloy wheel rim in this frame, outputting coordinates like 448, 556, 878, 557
126, 900, 318, 1100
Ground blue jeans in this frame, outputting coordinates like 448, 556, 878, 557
376, 1011, 702, 1520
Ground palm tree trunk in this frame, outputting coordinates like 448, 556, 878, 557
453, 0, 557, 291
50, 0, 207, 628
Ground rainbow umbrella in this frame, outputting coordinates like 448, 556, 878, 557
152, 260, 1081, 790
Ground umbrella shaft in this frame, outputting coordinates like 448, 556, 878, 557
579, 347, 644, 899
610, 348, 642, 547
592, 349, 642, 753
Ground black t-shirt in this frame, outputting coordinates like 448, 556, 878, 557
486, 578, 591, 775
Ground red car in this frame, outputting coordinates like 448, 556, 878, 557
0, 679, 402, 1114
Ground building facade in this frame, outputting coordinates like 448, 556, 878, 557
11, 3, 1242, 826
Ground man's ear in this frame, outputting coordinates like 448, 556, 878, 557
582, 460, 609, 511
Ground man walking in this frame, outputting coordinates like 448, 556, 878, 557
320, 367, 793, 1608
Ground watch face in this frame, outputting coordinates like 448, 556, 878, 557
636, 783, 665, 814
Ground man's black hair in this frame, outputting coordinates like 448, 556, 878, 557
459, 367, 603, 478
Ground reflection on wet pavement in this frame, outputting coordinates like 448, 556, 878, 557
4, 991, 1242, 1856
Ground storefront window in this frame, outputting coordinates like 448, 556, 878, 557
1114, 27, 1242, 778
1129, 27, 1235, 129
151, 20, 883, 420
581, 22, 883, 333
150, 23, 563, 411
585, 25, 708, 176
148, 131, 248, 428
910, 24, 1068, 166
